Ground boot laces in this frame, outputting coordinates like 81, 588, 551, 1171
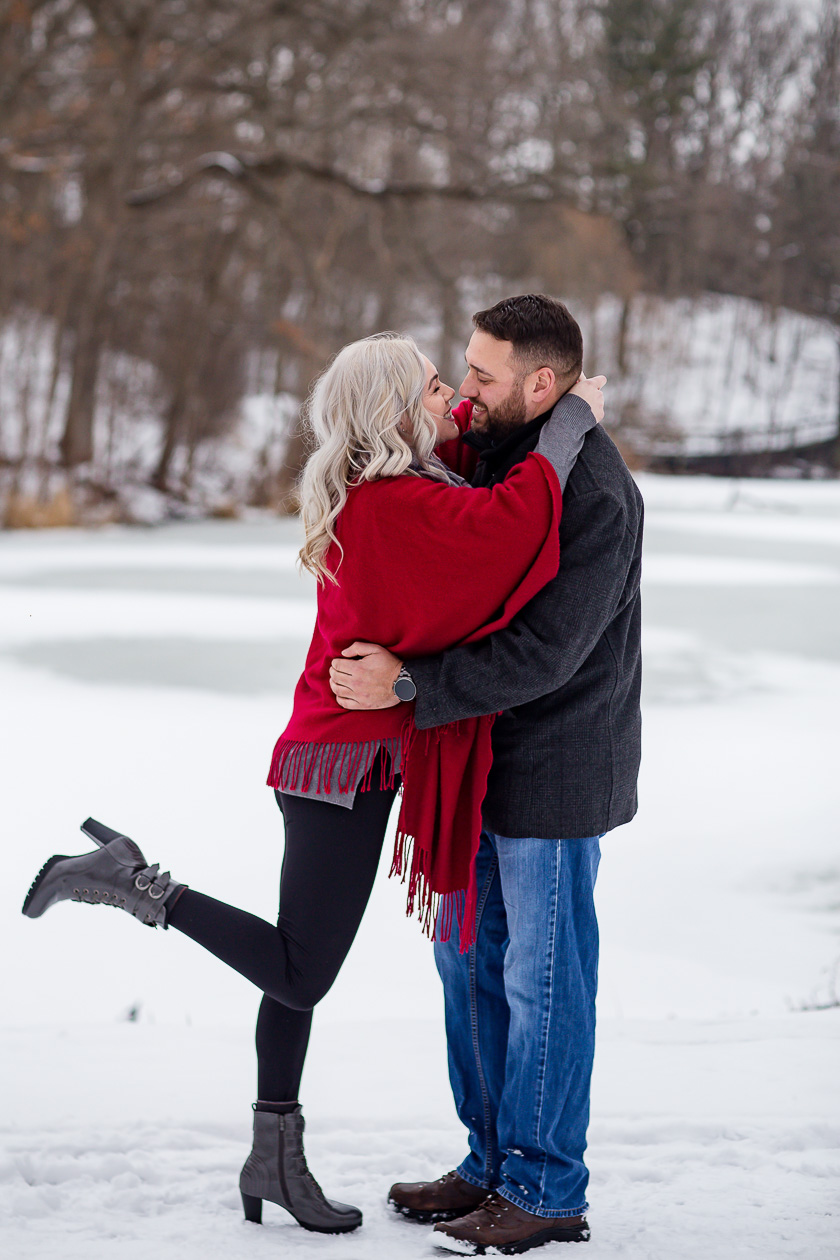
287, 1131, 324, 1195
297, 1155, 331, 1204
73, 887, 125, 906
476, 1193, 510, 1226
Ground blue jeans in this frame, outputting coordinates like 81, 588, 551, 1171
434, 829, 601, 1219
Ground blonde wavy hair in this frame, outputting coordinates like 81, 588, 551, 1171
298, 333, 448, 584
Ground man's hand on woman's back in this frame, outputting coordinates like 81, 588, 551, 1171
330, 642, 402, 710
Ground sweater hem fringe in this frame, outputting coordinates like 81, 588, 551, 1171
266, 731, 407, 797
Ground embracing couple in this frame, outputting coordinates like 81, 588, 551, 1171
23, 294, 643, 1254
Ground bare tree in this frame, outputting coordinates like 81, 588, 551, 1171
1, 0, 835, 517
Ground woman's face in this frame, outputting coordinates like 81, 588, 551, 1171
420, 355, 458, 443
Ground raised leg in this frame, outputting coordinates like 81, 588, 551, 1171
166, 775, 397, 1009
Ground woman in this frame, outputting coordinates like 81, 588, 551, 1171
22, 333, 595, 1236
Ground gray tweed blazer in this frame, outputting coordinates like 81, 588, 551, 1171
410, 414, 643, 840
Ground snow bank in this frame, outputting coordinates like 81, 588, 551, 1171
1, 1012, 838, 1259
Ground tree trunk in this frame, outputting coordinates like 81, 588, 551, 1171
59, 309, 103, 466
273, 401, 311, 513
152, 389, 185, 491
616, 296, 632, 374
438, 277, 462, 392
834, 328, 840, 473
58, 19, 151, 468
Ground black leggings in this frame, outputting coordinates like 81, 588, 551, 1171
166, 768, 398, 1101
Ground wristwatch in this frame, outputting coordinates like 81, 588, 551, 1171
393, 665, 417, 702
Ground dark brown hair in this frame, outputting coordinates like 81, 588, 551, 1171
473, 294, 583, 389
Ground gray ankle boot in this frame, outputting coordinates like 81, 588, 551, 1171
240, 1104, 362, 1233
22, 817, 185, 928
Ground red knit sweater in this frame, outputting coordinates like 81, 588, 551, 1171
268, 447, 563, 947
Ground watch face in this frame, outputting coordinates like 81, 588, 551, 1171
394, 675, 417, 702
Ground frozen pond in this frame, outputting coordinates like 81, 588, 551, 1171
1, 480, 839, 700
1, 474, 838, 1259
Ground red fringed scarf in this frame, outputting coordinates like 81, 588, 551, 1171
268, 439, 562, 951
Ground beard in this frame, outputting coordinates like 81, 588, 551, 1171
470, 379, 528, 443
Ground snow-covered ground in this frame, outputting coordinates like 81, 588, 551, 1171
1, 475, 839, 1258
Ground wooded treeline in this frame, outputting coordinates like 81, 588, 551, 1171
1, 0, 839, 521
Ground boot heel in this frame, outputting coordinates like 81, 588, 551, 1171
80, 817, 126, 847
241, 1192, 263, 1223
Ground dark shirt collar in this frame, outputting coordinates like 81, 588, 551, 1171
462, 407, 553, 470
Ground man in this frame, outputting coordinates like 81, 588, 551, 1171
329, 294, 643, 1253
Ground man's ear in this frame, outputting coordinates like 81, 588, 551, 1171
529, 366, 556, 404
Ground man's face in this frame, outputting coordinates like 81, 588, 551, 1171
459, 330, 528, 442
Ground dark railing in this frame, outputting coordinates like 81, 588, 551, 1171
646, 416, 838, 458
642, 417, 839, 477
647, 440, 838, 477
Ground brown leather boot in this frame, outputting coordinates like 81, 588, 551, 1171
388, 1169, 488, 1223
433, 1192, 589, 1253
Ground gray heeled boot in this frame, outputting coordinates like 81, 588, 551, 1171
22, 817, 185, 928
240, 1104, 362, 1233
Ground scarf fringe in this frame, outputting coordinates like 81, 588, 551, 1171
390, 827, 477, 954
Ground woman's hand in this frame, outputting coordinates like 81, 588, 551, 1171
329, 642, 402, 709
568, 372, 606, 421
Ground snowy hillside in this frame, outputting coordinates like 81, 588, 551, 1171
2, 294, 837, 527
0, 315, 299, 524
582, 293, 839, 456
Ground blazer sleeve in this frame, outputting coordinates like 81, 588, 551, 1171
410, 486, 641, 729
